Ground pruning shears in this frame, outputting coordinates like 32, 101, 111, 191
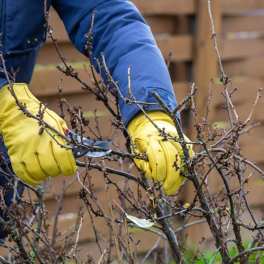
64, 129, 112, 159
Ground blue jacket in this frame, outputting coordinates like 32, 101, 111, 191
0, 0, 180, 163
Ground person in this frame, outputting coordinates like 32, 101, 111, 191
0, 0, 193, 239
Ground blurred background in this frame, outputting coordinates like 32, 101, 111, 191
23, 0, 264, 260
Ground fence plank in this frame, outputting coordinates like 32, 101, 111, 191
146, 16, 176, 34
214, 77, 264, 106
222, 58, 264, 78
188, 0, 222, 221
222, 0, 264, 14
215, 95, 264, 123
213, 77, 264, 108
220, 38, 264, 60
156, 35, 193, 61
30, 66, 94, 96
222, 15, 264, 33
37, 43, 87, 65
193, 0, 222, 135
130, 0, 196, 15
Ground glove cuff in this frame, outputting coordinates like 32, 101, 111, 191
0, 84, 16, 126
0, 83, 39, 126
127, 111, 175, 133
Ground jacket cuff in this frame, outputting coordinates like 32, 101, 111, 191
121, 87, 181, 129
0, 78, 8, 89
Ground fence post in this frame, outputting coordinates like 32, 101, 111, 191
192, 0, 222, 137
186, 0, 222, 244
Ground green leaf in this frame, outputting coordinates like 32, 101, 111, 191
212, 121, 229, 129
30, 251, 36, 263
126, 213, 155, 228
112, 199, 155, 229
83, 110, 109, 118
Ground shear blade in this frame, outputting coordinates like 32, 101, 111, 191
83, 138, 111, 148
85, 149, 112, 158
66, 130, 112, 159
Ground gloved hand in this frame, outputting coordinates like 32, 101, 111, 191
127, 111, 194, 195
0, 83, 77, 185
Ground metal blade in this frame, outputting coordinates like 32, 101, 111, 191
82, 137, 111, 148
85, 149, 112, 158
65, 129, 112, 159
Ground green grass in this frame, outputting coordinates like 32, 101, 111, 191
182, 241, 264, 263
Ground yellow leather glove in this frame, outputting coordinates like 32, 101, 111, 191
127, 111, 194, 195
0, 83, 77, 185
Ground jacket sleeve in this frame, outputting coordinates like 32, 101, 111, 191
52, 0, 180, 127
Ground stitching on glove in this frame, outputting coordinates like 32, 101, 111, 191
21, 162, 40, 184
35, 153, 49, 177
49, 141, 61, 173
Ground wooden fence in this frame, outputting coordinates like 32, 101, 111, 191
3, 0, 264, 261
